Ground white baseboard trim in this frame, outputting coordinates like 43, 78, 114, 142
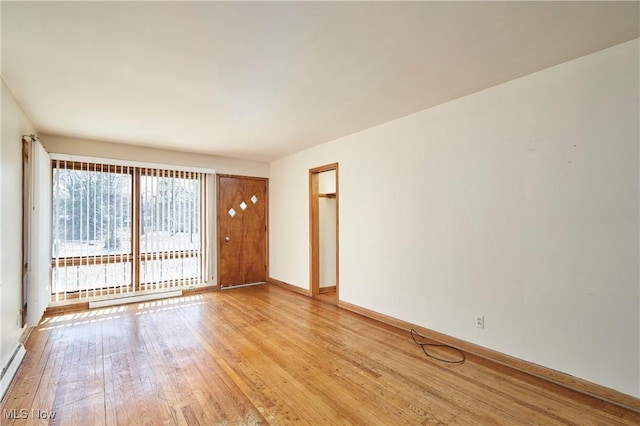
0, 343, 26, 401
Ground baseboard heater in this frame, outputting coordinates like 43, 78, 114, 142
1, 343, 26, 401
88, 290, 183, 309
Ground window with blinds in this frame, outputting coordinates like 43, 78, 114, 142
51, 160, 208, 301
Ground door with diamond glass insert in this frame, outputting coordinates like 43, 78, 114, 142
217, 175, 267, 287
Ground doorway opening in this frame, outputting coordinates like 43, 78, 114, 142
309, 163, 338, 304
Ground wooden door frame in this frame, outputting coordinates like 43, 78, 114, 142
309, 163, 339, 298
216, 174, 269, 289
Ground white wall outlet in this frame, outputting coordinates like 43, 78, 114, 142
475, 315, 485, 329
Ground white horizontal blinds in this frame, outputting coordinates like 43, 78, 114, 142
139, 168, 205, 290
50, 161, 133, 301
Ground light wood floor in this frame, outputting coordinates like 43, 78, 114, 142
2, 284, 638, 425
314, 290, 337, 306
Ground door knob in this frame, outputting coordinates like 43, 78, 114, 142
224, 236, 231, 242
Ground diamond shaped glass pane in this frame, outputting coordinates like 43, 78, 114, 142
240, 201, 247, 211
228, 208, 236, 217
251, 195, 258, 204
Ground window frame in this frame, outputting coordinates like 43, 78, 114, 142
50, 160, 208, 300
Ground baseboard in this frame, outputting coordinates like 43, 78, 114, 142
268, 277, 310, 296
0, 343, 26, 402
338, 300, 640, 414
319, 286, 336, 294
19, 326, 34, 346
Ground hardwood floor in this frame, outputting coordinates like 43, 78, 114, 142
2, 284, 638, 425
314, 290, 337, 305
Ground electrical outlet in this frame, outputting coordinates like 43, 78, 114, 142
475, 315, 485, 329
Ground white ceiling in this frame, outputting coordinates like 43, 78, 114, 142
2, 1, 638, 162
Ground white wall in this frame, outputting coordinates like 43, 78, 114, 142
1, 79, 36, 367
318, 170, 337, 288
318, 169, 336, 194
319, 197, 337, 288
269, 40, 640, 397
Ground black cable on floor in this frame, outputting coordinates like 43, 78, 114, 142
410, 328, 466, 364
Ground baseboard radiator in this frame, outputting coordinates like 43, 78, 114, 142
88, 289, 183, 309
0, 343, 26, 401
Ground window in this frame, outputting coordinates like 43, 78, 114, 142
51, 161, 208, 300
138, 169, 203, 291
51, 163, 132, 298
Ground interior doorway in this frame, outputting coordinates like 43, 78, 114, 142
309, 163, 338, 303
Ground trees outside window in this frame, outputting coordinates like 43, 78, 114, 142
51, 162, 206, 300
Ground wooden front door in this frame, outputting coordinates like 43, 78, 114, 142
217, 175, 268, 288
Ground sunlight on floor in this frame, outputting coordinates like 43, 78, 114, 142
135, 295, 205, 315
39, 295, 206, 330
39, 306, 126, 331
